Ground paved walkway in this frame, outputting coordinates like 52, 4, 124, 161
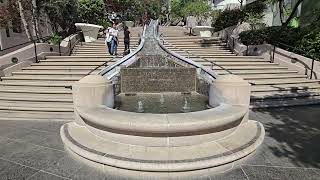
0, 106, 319, 179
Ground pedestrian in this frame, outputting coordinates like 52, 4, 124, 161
123, 26, 130, 55
109, 23, 119, 56
104, 27, 113, 55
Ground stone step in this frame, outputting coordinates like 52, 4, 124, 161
211, 66, 288, 70
174, 50, 232, 56
180, 53, 236, 57
0, 110, 73, 120
240, 74, 308, 80
13, 71, 95, 76
45, 56, 122, 59
41, 58, 117, 62
250, 79, 320, 85
0, 93, 72, 103
202, 62, 279, 66
31, 62, 108, 66
250, 95, 320, 108
251, 83, 320, 92
1, 76, 80, 81
22, 66, 103, 71
251, 90, 320, 100
0, 81, 73, 87
189, 55, 262, 59
0, 87, 72, 94
0, 105, 73, 112
214, 69, 299, 75
193, 59, 269, 63
0, 100, 72, 108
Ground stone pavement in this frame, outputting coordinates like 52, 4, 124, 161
0, 105, 319, 179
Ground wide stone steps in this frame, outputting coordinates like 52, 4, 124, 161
0, 81, 73, 87
162, 32, 320, 107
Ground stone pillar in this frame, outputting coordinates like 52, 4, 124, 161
72, 75, 114, 126
209, 75, 251, 122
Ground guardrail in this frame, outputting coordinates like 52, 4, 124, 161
272, 42, 317, 79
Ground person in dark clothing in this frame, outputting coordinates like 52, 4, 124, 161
123, 26, 130, 54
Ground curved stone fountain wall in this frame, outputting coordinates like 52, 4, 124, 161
60, 20, 265, 173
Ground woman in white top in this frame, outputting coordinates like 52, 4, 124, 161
105, 28, 113, 55
109, 24, 119, 56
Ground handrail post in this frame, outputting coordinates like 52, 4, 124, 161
69, 37, 72, 56
33, 40, 38, 63
59, 39, 61, 56
271, 45, 276, 63
310, 57, 315, 79
232, 37, 235, 53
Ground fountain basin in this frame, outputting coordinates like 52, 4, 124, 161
77, 103, 246, 136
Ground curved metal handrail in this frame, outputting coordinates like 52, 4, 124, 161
98, 25, 147, 78
153, 22, 217, 81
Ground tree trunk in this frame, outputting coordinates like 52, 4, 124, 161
17, 0, 32, 40
279, 0, 285, 25
284, 0, 304, 26
32, 0, 42, 39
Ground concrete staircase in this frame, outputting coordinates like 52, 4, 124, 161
160, 28, 320, 108
0, 32, 140, 120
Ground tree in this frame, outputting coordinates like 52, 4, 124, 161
17, 0, 32, 40
182, 0, 211, 25
78, 0, 105, 24
268, 0, 305, 26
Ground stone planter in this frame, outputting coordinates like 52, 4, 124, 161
75, 23, 103, 42
124, 21, 134, 27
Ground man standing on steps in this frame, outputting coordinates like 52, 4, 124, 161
123, 26, 130, 55
109, 23, 119, 56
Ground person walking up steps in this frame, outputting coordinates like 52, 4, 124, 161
104, 27, 113, 55
109, 23, 119, 56
123, 26, 130, 55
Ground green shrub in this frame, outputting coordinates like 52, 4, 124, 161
239, 24, 320, 60
300, 31, 320, 60
48, 34, 63, 45
213, 9, 245, 31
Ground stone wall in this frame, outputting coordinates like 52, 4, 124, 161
121, 67, 197, 93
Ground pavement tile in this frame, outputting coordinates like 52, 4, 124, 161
0, 159, 39, 180
27, 171, 69, 180
211, 167, 248, 180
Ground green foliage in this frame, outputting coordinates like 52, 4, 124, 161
213, 9, 245, 31
48, 33, 63, 45
97, 19, 112, 29
243, 0, 267, 29
42, 0, 79, 33
78, 0, 105, 24
239, 23, 320, 60
213, 0, 267, 31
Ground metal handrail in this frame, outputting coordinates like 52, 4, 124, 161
272, 41, 317, 79
98, 25, 147, 77
160, 35, 233, 75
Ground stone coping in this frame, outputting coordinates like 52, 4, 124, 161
61, 120, 265, 172
76, 103, 247, 136
75, 23, 103, 29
